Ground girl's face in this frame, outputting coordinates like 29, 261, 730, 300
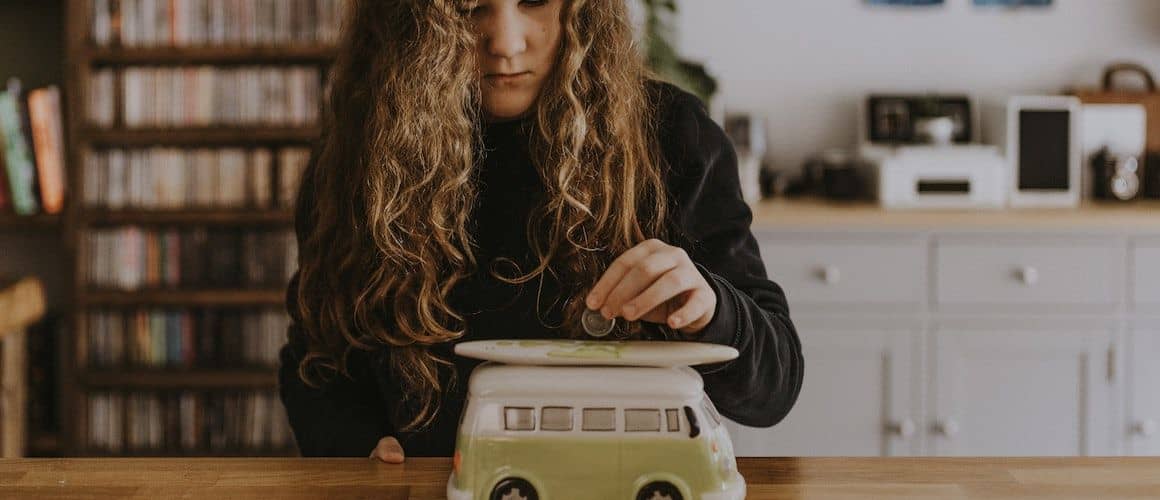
465, 0, 564, 122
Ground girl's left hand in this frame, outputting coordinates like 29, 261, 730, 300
585, 239, 717, 336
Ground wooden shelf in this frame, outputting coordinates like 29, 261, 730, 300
80, 368, 276, 389
87, 45, 337, 65
81, 289, 284, 306
0, 214, 63, 230
28, 432, 62, 456
752, 198, 1160, 231
84, 210, 293, 226
82, 126, 320, 146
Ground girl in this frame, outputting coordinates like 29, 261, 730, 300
279, 0, 804, 462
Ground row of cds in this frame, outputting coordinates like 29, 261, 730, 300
85, 227, 296, 290
85, 308, 288, 369
83, 147, 310, 210
88, 66, 321, 128
87, 390, 292, 453
91, 0, 348, 48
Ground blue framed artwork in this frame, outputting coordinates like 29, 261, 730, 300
867, 0, 944, 4
974, 0, 1052, 5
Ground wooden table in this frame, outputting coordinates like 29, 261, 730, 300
2, 457, 1159, 499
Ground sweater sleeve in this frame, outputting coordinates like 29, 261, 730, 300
658, 83, 805, 428
277, 146, 394, 456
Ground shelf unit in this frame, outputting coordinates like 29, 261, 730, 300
61, 0, 337, 456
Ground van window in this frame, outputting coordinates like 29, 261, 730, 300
701, 396, 722, 428
624, 409, 660, 432
541, 406, 573, 431
665, 408, 680, 432
582, 408, 616, 431
504, 407, 535, 431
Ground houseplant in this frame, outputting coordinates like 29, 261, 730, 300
638, 0, 718, 105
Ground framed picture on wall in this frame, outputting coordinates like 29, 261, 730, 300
974, 0, 1052, 6
866, 0, 944, 5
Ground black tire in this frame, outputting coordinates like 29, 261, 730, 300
489, 477, 539, 500
636, 481, 684, 500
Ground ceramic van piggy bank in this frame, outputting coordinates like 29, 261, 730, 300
447, 339, 746, 500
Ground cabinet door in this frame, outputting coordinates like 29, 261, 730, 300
1128, 323, 1160, 455
929, 320, 1117, 456
724, 319, 922, 456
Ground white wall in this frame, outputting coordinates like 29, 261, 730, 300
673, 0, 1160, 172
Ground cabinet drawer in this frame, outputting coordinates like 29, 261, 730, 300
935, 240, 1122, 307
757, 238, 926, 308
1134, 244, 1160, 305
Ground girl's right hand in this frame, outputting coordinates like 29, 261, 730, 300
369, 436, 405, 463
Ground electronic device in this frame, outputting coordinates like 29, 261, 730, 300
1004, 96, 1083, 207
862, 145, 1007, 209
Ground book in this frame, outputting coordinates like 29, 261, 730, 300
0, 79, 40, 215
27, 86, 67, 214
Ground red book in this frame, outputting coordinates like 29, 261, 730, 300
27, 86, 67, 214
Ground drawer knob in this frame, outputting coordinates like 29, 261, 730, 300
1134, 419, 1157, 437
934, 418, 959, 437
886, 418, 916, 438
1015, 266, 1039, 286
817, 266, 842, 285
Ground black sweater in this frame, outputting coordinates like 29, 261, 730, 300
278, 80, 804, 457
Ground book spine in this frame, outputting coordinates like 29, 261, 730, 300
0, 86, 41, 215
27, 87, 67, 214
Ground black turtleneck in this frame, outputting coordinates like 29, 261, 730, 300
278, 80, 804, 457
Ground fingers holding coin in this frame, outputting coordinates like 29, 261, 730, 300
584, 239, 717, 336
581, 307, 615, 337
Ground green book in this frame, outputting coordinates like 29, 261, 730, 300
0, 80, 40, 215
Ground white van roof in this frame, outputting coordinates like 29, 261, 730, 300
467, 363, 705, 400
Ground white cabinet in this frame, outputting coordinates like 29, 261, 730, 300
725, 319, 921, 457
745, 230, 1142, 457
1132, 241, 1160, 308
928, 320, 1117, 456
1128, 322, 1160, 455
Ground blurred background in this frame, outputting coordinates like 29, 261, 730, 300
0, 0, 1157, 458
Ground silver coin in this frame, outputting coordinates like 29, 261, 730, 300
581, 307, 615, 337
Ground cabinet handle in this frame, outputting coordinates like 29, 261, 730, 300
1015, 266, 1039, 286
934, 418, 960, 437
817, 265, 841, 285
886, 418, 916, 438
1134, 419, 1157, 437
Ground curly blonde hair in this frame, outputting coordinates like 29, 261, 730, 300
294, 0, 670, 431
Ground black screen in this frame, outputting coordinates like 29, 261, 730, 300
1018, 110, 1071, 190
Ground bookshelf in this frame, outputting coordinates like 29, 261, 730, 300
61, 0, 343, 456
0, 214, 62, 231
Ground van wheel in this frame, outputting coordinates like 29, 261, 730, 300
637, 481, 683, 500
490, 478, 538, 500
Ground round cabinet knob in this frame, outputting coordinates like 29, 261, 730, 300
935, 419, 960, 437
886, 418, 916, 439
1016, 266, 1039, 286
1134, 419, 1157, 437
817, 266, 841, 285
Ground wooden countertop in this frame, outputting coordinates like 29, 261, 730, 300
750, 198, 1160, 232
3, 457, 1159, 499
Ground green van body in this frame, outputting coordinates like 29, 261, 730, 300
446, 362, 745, 500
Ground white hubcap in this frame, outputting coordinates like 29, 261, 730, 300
501, 488, 529, 500
648, 491, 674, 500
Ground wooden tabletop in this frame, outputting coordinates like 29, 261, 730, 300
2, 457, 1159, 499
749, 198, 1160, 231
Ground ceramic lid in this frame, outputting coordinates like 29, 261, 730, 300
453, 339, 738, 367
